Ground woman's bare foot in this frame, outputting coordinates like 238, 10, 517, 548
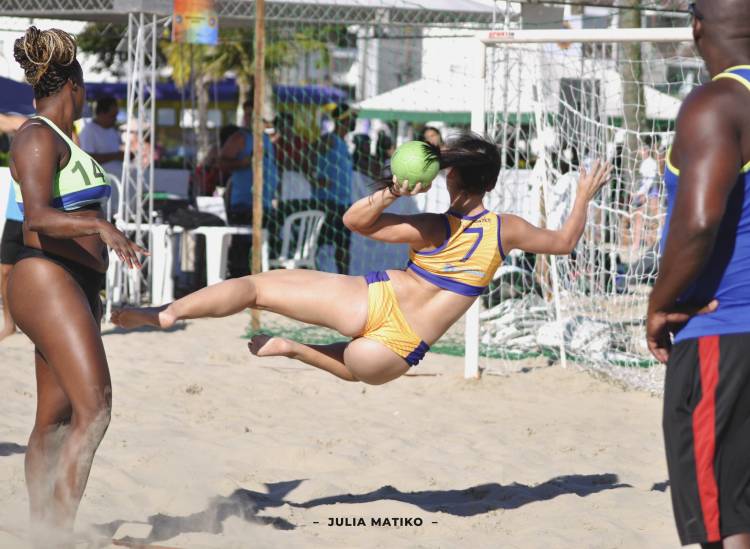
111, 305, 176, 330
248, 335, 295, 358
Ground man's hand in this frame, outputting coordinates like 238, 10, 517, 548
646, 300, 718, 363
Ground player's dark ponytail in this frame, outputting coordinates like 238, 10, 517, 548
439, 132, 502, 195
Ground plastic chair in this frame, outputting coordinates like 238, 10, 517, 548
192, 196, 269, 282
104, 173, 121, 223
268, 210, 326, 270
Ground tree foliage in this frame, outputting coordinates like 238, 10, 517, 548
76, 21, 352, 158
77, 22, 343, 86
77, 23, 129, 76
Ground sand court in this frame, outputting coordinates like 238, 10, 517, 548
0, 312, 679, 548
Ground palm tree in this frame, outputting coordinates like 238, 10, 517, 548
205, 26, 334, 117
160, 40, 215, 162
162, 26, 332, 160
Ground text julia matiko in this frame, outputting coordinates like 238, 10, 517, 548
327, 517, 425, 527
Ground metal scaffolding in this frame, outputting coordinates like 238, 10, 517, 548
106, 12, 162, 310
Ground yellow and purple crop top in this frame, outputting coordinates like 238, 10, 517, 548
13, 115, 111, 214
408, 209, 505, 296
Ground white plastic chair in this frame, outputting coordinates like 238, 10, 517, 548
104, 173, 122, 223
192, 196, 268, 283
268, 210, 326, 270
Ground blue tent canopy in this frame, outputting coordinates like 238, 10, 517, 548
85, 80, 348, 105
0, 75, 34, 115
274, 85, 347, 105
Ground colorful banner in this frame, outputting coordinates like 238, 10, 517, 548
172, 0, 219, 46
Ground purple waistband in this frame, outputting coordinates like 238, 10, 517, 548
365, 271, 390, 285
405, 340, 430, 367
407, 262, 487, 297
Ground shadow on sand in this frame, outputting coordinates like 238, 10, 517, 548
95, 474, 629, 544
101, 323, 187, 336
0, 442, 26, 457
293, 473, 630, 516
95, 481, 300, 545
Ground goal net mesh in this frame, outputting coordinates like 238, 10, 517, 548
476, 36, 703, 392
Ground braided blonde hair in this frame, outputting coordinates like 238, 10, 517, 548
14, 26, 79, 98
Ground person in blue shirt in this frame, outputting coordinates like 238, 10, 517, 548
220, 99, 279, 225
314, 103, 356, 274
1, 183, 24, 341
218, 99, 279, 276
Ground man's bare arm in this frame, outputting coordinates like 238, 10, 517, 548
217, 131, 249, 171
649, 86, 742, 313
646, 83, 743, 362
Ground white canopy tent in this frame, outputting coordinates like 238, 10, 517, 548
358, 77, 477, 124
358, 51, 683, 124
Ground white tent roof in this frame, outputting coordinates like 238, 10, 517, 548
358, 78, 476, 123
358, 67, 683, 123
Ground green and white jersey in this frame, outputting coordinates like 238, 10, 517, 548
13, 115, 111, 213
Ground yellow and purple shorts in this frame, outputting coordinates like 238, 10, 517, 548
359, 271, 429, 367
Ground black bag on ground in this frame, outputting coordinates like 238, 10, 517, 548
166, 207, 225, 230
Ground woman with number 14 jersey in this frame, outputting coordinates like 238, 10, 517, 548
8, 27, 147, 545
113, 134, 611, 386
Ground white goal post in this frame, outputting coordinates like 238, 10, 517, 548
464, 26, 695, 382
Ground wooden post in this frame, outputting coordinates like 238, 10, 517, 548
251, 0, 266, 332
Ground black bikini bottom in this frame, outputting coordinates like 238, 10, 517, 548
16, 246, 105, 317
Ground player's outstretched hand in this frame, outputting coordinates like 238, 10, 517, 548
646, 299, 718, 363
577, 160, 613, 202
390, 176, 428, 196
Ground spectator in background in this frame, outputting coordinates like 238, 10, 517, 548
275, 112, 313, 200
0, 113, 29, 135
79, 95, 123, 173
352, 133, 380, 179
192, 123, 239, 198
315, 103, 356, 274
0, 113, 27, 342
269, 112, 315, 258
219, 99, 279, 276
220, 125, 240, 152
631, 135, 663, 252
419, 126, 444, 148
634, 135, 661, 202
220, 98, 279, 225
376, 131, 395, 166
1, 184, 23, 342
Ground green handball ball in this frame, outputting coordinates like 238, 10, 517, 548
390, 141, 440, 191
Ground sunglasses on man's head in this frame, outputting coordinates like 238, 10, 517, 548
688, 2, 704, 21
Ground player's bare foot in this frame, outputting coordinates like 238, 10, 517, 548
111, 305, 176, 330
248, 335, 294, 358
